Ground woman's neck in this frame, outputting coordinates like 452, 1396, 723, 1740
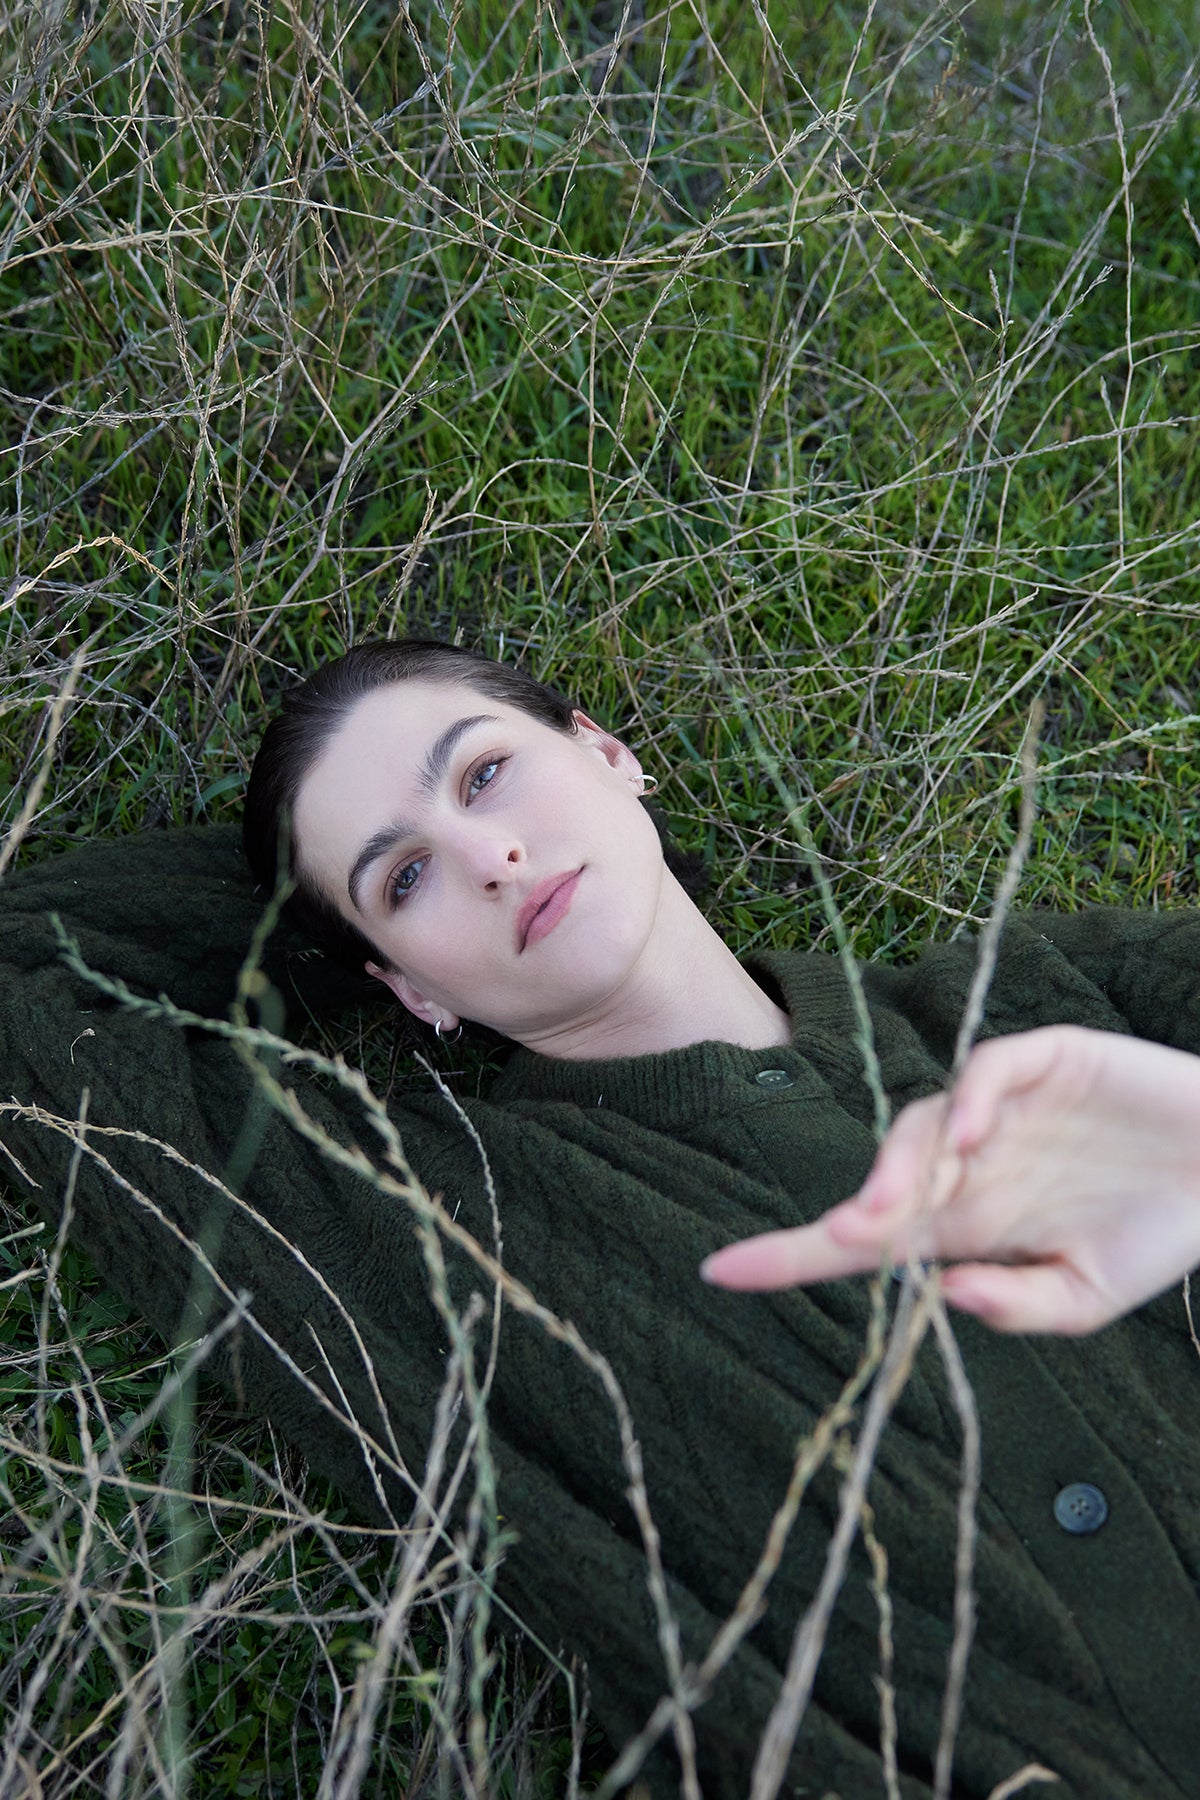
516, 873, 793, 1063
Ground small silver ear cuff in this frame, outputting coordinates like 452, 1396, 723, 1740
434, 1018, 464, 1043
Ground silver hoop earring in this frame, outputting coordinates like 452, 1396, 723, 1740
639, 774, 660, 797
434, 1018, 463, 1043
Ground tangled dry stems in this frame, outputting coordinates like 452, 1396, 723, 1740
3, 0, 1200, 1793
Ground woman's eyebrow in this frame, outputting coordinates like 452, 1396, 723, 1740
347, 713, 499, 911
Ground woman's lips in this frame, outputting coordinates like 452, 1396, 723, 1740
517, 870, 582, 952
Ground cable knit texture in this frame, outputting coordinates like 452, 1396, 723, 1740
2, 825, 1198, 1797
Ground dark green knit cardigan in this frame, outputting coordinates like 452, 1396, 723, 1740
2, 826, 1198, 1797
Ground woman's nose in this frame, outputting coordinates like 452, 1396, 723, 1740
462, 830, 524, 888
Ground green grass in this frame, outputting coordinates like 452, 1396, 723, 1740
4, 0, 1200, 1790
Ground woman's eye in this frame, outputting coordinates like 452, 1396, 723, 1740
389, 856, 427, 907
468, 757, 503, 796
385, 761, 503, 906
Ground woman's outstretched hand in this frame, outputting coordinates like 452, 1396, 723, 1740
702, 1026, 1200, 1335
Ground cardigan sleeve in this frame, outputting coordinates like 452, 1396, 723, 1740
857, 904, 1200, 1065
0, 822, 360, 1023
1021, 904, 1200, 1054
0, 823, 473, 1511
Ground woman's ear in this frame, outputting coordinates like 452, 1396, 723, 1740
572, 710, 644, 787
364, 962, 459, 1032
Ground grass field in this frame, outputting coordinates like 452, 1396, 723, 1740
3, 0, 1200, 1792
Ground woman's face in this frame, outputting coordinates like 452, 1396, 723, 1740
292, 679, 666, 1044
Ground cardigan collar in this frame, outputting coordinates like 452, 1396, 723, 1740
490, 948, 871, 1130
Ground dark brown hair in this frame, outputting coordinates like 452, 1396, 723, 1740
242, 638, 585, 975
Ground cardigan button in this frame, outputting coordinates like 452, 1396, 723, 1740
754, 1068, 793, 1089
1053, 1482, 1108, 1535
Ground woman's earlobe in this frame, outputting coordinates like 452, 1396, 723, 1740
366, 963, 451, 1029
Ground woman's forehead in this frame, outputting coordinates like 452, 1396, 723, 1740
301, 681, 485, 804
313, 679, 509, 771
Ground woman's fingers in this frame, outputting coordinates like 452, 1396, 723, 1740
942, 1027, 1074, 1154
703, 1028, 1200, 1327
701, 1032, 1113, 1300
941, 1260, 1111, 1336
849, 1092, 959, 1223
700, 1214, 887, 1290
703, 1095, 965, 1292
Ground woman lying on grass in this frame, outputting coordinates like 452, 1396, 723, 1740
4, 637, 1199, 1798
